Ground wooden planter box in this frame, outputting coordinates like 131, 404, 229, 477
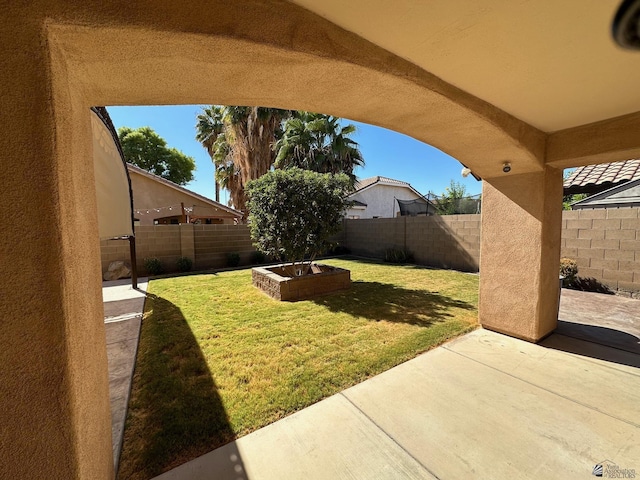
252, 263, 351, 301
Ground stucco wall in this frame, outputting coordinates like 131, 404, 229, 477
346, 184, 422, 219
5, 0, 640, 477
130, 170, 237, 225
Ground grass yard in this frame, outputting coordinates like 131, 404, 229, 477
118, 258, 479, 479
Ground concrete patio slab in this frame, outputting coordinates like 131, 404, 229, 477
103, 277, 148, 470
445, 329, 640, 423
541, 334, 640, 370
558, 289, 640, 354
103, 278, 148, 303
151, 328, 640, 480
155, 394, 436, 480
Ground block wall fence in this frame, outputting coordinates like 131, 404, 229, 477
100, 224, 255, 275
100, 207, 640, 293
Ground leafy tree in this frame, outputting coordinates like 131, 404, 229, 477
246, 168, 351, 276
434, 180, 468, 215
274, 112, 364, 187
562, 170, 588, 210
562, 193, 588, 210
196, 108, 365, 216
118, 126, 195, 185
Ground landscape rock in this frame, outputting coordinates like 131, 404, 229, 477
103, 261, 131, 281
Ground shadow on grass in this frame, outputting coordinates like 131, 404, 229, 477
312, 280, 475, 327
118, 294, 245, 480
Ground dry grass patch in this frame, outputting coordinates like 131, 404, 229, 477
118, 258, 478, 479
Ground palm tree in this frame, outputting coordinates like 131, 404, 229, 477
274, 112, 364, 187
195, 106, 225, 202
196, 106, 291, 219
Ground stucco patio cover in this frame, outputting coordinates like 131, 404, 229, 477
91, 108, 134, 240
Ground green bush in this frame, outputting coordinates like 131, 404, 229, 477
250, 250, 266, 265
330, 244, 351, 255
246, 168, 351, 276
144, 257, 164, 276
384, 248, 414, 264
226, 252, 241, 267
176, 256, 193, 272
560, 257, 578, 285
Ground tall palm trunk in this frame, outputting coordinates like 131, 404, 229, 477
197, 105, 290, 220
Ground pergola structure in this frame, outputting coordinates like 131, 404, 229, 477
2, 1, 640, 477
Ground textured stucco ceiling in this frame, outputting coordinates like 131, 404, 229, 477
290, 0, 640, 132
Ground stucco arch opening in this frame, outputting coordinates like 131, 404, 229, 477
2, 1, 580, 477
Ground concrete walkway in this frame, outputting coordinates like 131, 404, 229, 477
103, 278, 148, 470
555, 288, 640, 355
149, 289, 640, 480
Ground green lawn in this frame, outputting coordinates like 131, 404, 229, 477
118, 258, 479, 479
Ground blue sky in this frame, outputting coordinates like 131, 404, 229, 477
108, 105, 482, 204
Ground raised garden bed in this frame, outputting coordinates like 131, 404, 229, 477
252, 263, 350, 301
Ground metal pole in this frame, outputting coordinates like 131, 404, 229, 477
129, 236, 138, 289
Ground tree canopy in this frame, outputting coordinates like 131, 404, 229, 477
434, 180, 469, 215
274, 112, 363, 188
246, 168, 351, 275
195, 106, 290, 217
196, 107, 365, 216
562, 170, 588, 210
118, 126, 195, 186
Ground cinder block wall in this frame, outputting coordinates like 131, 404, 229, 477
408, 215, 480, 271
341, 208, 639, 292
194, 224, 255, 269
100, 225, 182, 275
100, 208, 640, 293
342, 215, 481, 272
561, 207, 640, 293
100, 224, 258, 275
342, 218, 404, 258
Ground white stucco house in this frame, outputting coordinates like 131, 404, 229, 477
345, 176, 426, 219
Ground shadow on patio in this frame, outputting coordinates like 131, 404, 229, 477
542, 288, 640, 369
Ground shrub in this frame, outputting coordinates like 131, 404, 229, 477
143, 257, 164, 276
559, 257, 578, 285
384, 247, 414, 264
176, 256, 193, 272
250, 250, 266, 265
226, 252, 240, 267
330, 244, 351, 255
246, 168, 351, 276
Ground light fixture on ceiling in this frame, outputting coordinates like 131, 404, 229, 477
502, 162, 512, 173
461, 167, 472, 178
613, 0, 640, 50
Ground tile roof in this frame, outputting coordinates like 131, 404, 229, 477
563, 159, 640, 194
353, 176, 412, 192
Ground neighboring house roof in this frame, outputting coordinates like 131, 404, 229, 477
127, 163, 243, 218
564, 159, 640, 195
571, 178, 640, 209
349, 199, 367, 209
351, 176, 424, 198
